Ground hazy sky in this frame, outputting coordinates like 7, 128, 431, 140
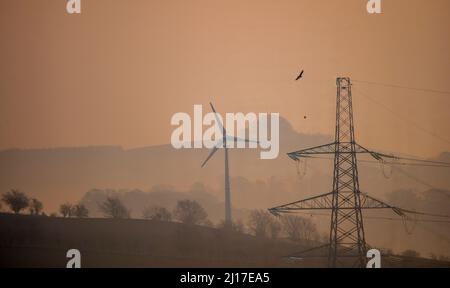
1, 0, 449, 157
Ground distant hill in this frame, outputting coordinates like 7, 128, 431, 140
0, 117, 334, 211
1, 117, 450, 258
0, 117, 448, 213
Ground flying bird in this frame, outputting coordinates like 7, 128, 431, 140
295, 70, 304, 81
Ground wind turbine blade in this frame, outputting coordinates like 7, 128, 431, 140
230, 136, 260, 144
201, 145, 219, 168
210, 102, 226, 134
209, 102, 218, 114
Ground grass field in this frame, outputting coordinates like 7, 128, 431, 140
0, 213, 448, 268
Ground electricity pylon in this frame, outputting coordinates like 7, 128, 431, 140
269, 77, 403, 267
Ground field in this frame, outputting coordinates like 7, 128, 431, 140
0, 213, 448, 268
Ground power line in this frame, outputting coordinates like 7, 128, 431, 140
352, 79, 450, 96
393, 166, 434, 188
292, 211, 450, 224
398, 208, 450, 219
304, 155, 450, 168
352, 85, 450, 145
391, 156, 450, 166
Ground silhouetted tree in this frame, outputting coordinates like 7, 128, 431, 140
173, 199, 208, 225
281, 215, 317, 242
142, 206, 171, 221
268, 217, 282, 239
2, 189, 29, 214
247, 210, 272, 238
29, 198, 43, 215
59, 203, 74, 218
233, 219, 246, 233
99, 197, 130, 219
73, 204, 89, 218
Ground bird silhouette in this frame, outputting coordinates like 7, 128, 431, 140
295, 70, 304, 81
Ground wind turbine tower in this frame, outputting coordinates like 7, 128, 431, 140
201, 103, 252, 228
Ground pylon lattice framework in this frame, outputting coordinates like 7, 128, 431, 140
269, 77, 402, 268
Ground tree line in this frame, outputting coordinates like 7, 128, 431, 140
0, 189, 443, 259
0, 189, 321, 243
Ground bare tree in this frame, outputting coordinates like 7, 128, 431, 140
73, 204, 89, 218
142, 206, 171, 221
59, 203, 74, 218
2, 189, 29, 214
173, 199, 208, 225
233, 219, 246, 234
247, 210, 272, 238
29, 198, 43, 215
98, 197, 130, 219
281, 215, 318, 242
268, 217, 282, 239
320, 233, 329, 244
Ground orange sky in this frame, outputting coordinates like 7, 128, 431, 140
1, 0, 449, 157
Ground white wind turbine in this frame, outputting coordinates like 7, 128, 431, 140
201, 102, 256, 228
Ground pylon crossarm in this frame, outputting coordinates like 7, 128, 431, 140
287, 142, 337, 161
355, 144, 400, 163
268, 191, 401, 216
287, 142, 389, 161
359, 193, 407, 216
269, 192, 335, 215
359, 192, 394, 209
